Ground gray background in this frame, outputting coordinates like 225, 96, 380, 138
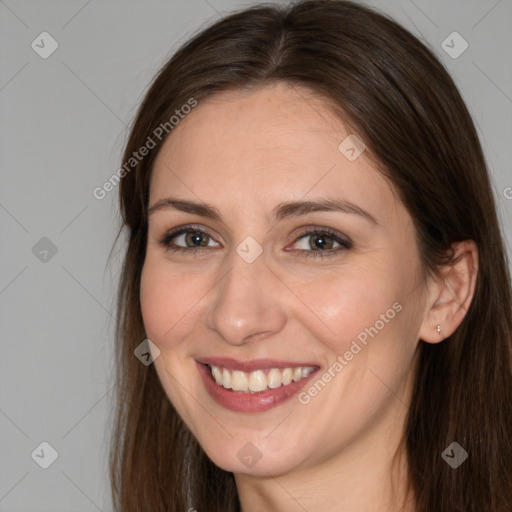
1, 0, 511, 510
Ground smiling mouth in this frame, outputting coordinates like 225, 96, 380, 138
205, 363, 317, 393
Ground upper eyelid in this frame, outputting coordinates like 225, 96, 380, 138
162, 224, 220, 242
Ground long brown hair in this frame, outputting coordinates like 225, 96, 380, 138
108, 1, 512, 510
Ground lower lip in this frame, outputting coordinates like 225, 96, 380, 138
196, 362, 319, 412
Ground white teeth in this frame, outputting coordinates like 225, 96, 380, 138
302, 367, 314, 378
248, 370, 267, 392
208, 364, 315, 393
222, 368, 232, 389
212, 366, 223, 385
281, 368, 293, 385
267, 368, 282, 388
231, 370, 248, 391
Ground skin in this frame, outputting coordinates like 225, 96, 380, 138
139, 82, 478, 512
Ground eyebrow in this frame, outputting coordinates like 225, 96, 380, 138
147, 197, 378, 225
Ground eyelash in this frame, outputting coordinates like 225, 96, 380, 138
157, 224, 352, 259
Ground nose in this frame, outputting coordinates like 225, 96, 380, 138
205, 248, 287, 346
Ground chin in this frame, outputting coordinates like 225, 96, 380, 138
197, 433, 310, 477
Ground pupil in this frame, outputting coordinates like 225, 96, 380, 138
313, 235, 326, 249
188, 231, 206, 246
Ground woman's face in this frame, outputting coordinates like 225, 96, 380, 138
140, 82, 427, 477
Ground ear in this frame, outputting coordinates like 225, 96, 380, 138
418, 240, 478, 344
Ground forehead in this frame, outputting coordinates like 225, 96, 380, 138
149, 83, 398, 224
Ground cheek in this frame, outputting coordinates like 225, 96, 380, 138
140, 260, 180, 344
294, 262, 402, 353
140, 244, 415, 359
140, 262, 165, 340
139, 260, 205, 420
139, 258, 211, 348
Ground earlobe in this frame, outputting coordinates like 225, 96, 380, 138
418, 240, 478, 344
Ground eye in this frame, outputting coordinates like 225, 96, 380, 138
288, 227, 352, 259
158, 224, 352, 259
158, 224, 220, 254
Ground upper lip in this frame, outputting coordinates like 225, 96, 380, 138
196, 357, 320, 372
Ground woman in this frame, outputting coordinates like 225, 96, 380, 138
109, 1, 512, 510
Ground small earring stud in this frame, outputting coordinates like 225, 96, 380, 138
436, 324, 442, 335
